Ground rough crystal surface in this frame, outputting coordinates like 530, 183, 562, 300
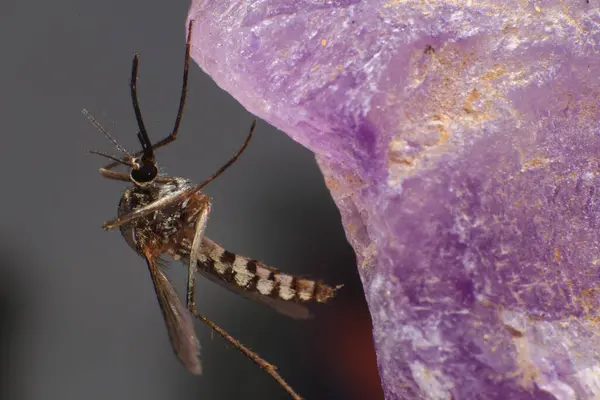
187, 1, 600, 398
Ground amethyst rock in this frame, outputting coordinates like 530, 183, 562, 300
187, 1, 600, 399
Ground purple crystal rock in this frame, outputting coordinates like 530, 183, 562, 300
187, 1, 600, 398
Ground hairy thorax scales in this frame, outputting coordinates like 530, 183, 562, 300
118, 178, 209, 256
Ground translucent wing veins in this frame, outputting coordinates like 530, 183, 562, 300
143, 251, 202, 375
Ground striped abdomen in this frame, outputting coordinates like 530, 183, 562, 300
176, 237, 341, 304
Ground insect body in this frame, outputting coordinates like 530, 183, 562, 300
84, 20, 341, 400
118, 177, 339, 316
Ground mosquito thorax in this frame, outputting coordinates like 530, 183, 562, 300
117, 177, 196, 253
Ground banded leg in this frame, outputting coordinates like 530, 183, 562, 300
187, 198, 211, 310
184, 278, 303, 400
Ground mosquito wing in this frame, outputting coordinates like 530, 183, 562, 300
144, 253, 202, 374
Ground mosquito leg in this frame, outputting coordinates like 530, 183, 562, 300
187, 201, 211, 309
185, 120, 255, 195
99, 168, 130, 182
185, 285, 303, 400
184, 219, 303, 399
102, 20, 195, 171
145, 19, 194, 153
129, 54, 150, 153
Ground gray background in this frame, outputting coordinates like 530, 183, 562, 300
0, 1, 382, 399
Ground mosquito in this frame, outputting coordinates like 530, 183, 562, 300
83, 20, 342, 400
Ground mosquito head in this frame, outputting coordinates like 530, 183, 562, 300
129, 158, 158, 186
82, 108, 160, 187
129, 130, 158, 186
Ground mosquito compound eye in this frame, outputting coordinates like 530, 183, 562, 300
130, 162, 158, 184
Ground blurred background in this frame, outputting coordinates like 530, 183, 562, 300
0, 1, 382, 399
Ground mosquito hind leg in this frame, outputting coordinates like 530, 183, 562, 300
184, 282, 303, 400
181, 197, 303, 399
